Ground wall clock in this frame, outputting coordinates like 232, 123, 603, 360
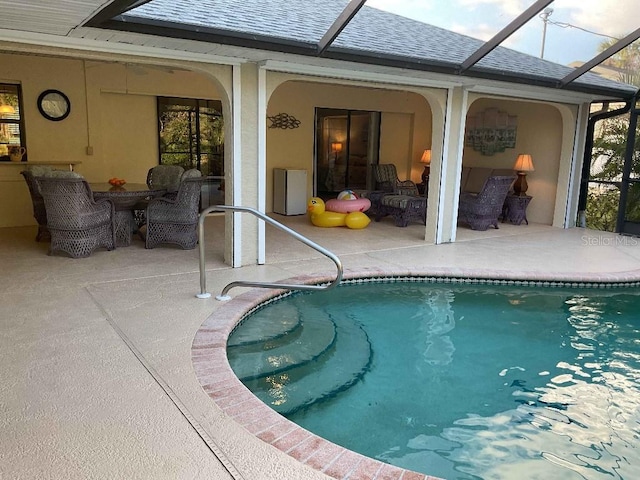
37, 89, 71, 121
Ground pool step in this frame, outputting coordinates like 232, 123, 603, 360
228, 306, 337, 382
227, 302, 301, 348
242, 314, 372, 416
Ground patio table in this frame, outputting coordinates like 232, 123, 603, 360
91, 183, 166, 246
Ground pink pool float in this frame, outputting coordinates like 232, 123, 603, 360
325, 190, 371, 214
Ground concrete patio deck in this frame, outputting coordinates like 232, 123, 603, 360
3, 214, 640, 479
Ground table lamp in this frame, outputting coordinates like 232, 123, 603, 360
420, 149, 431, 185
0, 104, 15, 115
331, 142, 343, 163
513, 153, 534, 195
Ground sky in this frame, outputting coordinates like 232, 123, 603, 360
366, 0, 640, 66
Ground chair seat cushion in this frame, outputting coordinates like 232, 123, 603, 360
381, 194, 417, 209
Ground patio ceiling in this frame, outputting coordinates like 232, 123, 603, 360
0, 0, 638, 99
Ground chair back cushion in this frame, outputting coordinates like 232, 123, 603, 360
147, 165, 185, 192
181, 168, 202, 181
27, 165, 55, 177
464, 167, 494, 194
373, 164, 397, 192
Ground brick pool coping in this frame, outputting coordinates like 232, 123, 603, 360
191, 266, 640, 480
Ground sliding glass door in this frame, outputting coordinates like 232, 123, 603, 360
315, 108, 380, 197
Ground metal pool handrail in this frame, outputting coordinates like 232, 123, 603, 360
196, 205, 343, 301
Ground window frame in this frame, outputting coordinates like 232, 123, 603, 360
156, 96, 224, 176
0, 83, 27, 161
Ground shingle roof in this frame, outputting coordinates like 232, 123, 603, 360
119, 0, 636, 98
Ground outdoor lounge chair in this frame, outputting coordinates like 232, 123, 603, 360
144, 171, 204, 249
458, 175, 516, 231
36, 177, 116, 258
376, 194, 427, 227
368, 164, 425, 226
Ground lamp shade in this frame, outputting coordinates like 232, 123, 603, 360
420, 149, 432, 164
331, 142, 343, 153
514, 154, 534, 172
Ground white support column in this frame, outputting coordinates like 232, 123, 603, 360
232, 63, 261, 266
257, 66, 267, 264
560, 102, 589, 228
437, 86, 469, 244
231, 64, 243, 267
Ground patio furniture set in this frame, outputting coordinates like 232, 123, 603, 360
21, 165, 204, 258
358, 164, 520, 230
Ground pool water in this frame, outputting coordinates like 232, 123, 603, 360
227, 282, 640, 479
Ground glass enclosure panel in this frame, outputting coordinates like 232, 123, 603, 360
585, 182, 620, 232
591, 113, 629, 181
158, 97, 224, 208
628, 118, 640, 180
366, 0, 639, 70
623, 181, 640, 223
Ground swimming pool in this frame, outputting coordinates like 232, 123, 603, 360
227, 281, 640, 479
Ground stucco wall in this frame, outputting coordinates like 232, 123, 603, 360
464, 97, 564, 225
265, 79, 433, 212
0, 53, 228, 228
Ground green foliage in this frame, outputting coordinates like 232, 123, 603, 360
158, 102, 224, 176
589, 117, 640, 230
585, 187, 619, 232
586, 38, 640, 231
598, 38, 640, 87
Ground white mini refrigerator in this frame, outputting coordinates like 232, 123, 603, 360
273, 168, 307, 215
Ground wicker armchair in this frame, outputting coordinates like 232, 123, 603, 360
20, 167, 84, 242
20, 170, 50, 241
458, 175, 516, 231
145, 174, 204, 249
134, 165, 186, 226
36, 177, 116, 258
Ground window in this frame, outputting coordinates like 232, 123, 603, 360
0, 84, 26, 161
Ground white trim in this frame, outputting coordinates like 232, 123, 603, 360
0, 28, 243, 66
261, 60, 608, 105
437, 87, 468, 244
261, 59, 457, 90
450, 88, 469, 244
467, 83, 601, 106
565, 102, 588, 227
257, 66, 267, 265
232, 64, 242, 268
436, 88, 455, 244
